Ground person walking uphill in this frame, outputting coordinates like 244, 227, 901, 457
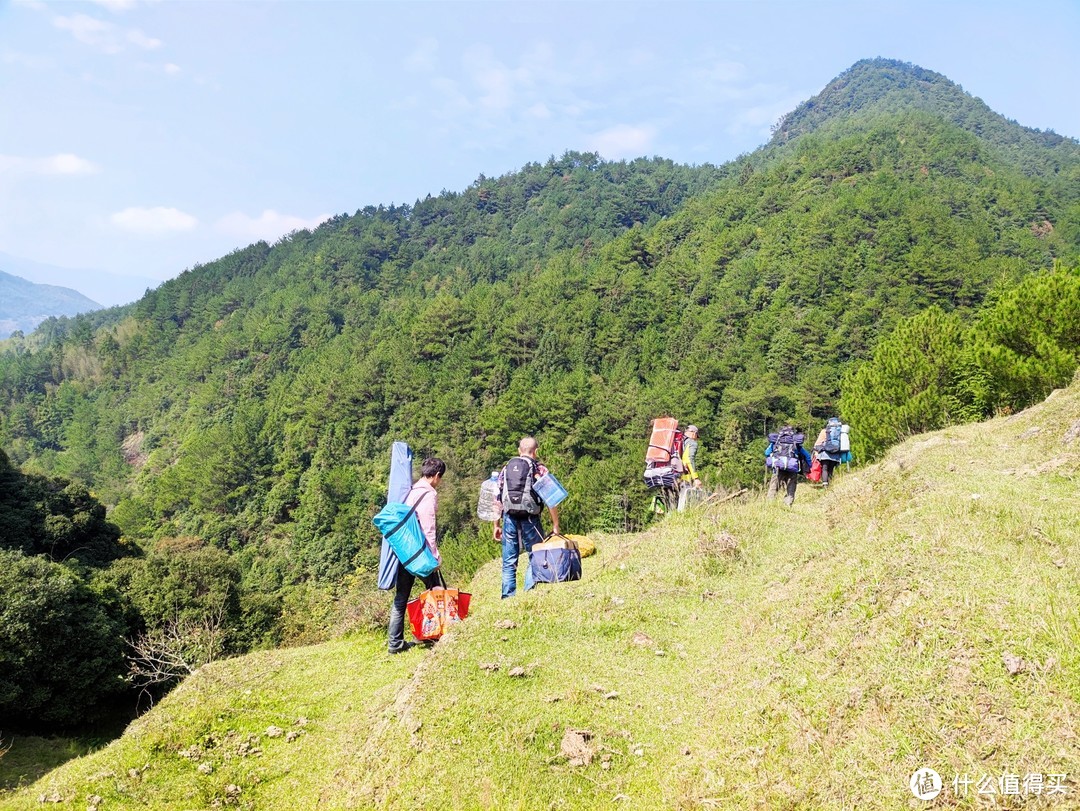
813, 417, 844, 487
494, 437, 560, 599
766, 426, 811, 506
678, 425, 702, 511
387, 457, 446, 654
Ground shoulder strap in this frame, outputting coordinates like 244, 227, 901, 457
510, 456, 537, 477
385, 489, 428, 540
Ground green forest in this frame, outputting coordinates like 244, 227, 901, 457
2, 59, 1079, 732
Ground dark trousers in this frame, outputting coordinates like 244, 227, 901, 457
768, 470, 798, 505
387, 567, 441, 652
820, 460, 839, 486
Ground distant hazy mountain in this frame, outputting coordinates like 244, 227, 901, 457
0, 251, 159, 309
0, 270, 101, 338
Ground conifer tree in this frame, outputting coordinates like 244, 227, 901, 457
966, 263, 1080, 413
839, 307, 977, 460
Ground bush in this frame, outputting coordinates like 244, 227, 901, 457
0, 450, 128, 566
839, 307, 978, 461
114, 537, 242, 643
0, 549, 127, 728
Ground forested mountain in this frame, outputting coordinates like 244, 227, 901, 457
1, 60, 1078, 724
771, 58, 1080, 175
0, 270, 100, 339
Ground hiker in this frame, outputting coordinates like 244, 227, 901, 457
652, 481, 679, 514
387, 457, 446, 654
677, 424, 702, 511
645, 418, 683, 514
765, 426, 811, 506
813, 417, 844, 487
493, 437, 560, 598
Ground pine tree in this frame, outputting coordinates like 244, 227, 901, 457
967, 263, 1080, 413
840, 306, 977, 460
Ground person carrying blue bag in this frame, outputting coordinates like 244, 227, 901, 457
493, 437, 561, 599
374, 456, 446, 654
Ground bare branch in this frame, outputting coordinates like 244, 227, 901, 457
126, 598, 229, 690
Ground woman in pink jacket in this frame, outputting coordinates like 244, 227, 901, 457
387, 457, 445, 654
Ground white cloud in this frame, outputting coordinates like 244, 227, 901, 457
0, 153, 101, 175
52, 12, 164, 53
163, 62, 181, 75
53, 13, 122, 53
88, 0, 140, 11
52, 13, 116, 52
416, 40, 585, 133
664, 55, 756, 110
215, 210, 330, 242
462, 47, 534, 114
406, 36, 438, 72
111, 206, 198, 235
586, 124, 657, 160
725, 92, 809, 137
524, 102, 551, 120
126, 29, 162, 50
475, 65, 516, 112
46, 153, 101, 175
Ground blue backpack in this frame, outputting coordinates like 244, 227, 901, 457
821, 418, 842, 454
372, 490, 439, 577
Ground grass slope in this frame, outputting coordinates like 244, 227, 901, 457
3, 382, 1079, 810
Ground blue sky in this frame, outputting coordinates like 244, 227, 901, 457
2, 0, 1078, 306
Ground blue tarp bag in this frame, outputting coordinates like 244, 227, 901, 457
823, 418, 842, 453
377, 441, 416, 589
373, 490, 439, 578
530, 535, 582, 584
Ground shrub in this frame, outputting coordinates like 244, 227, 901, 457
0, 549, 126, 728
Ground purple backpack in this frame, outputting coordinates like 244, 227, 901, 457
767, 428, 804, 472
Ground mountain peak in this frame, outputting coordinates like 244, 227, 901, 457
770, 57, 1077, 164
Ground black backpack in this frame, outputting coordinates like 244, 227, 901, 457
501, 457, 543, 517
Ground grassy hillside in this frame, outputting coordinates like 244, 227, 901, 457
4, 378, 1077, 809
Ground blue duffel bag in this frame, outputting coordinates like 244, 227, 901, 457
530, 535, 582, 584
372, 490, 439, 577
